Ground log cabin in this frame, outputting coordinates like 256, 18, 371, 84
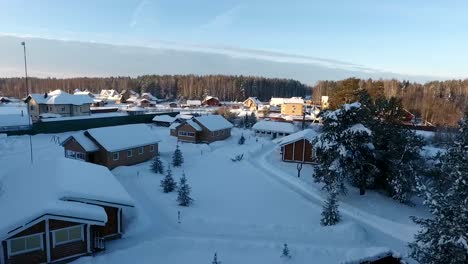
172, 115, 233, 143
62, 124, 159, 169
275, 129, 318, 164
0, 158, 134, 264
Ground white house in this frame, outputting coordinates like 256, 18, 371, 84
252, 120, 297, 138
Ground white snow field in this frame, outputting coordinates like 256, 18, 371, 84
0, 126, 429, 263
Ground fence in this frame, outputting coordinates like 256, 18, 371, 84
5, 112, 179, 136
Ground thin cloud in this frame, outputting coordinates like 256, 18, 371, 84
130, 0, 149, 28
199, 5, 243, 31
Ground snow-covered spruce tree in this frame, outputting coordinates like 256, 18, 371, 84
372, 97, 424, 203
320, 188, 340, 226
409, 110, 468, 264
281, 243, 291, 258
172, 144, 184, 167
212, 252, 221, 264
150, 154, 164, 174
177, 172, 193, 206
238, 133, 245, 145
313, 101, 376, 195
160, 165, 177, 193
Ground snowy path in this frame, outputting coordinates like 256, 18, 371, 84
250, 143, 418, 243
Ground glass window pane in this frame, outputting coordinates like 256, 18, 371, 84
68, 226, 82, 240
26, 235, 41, 249
10, 238, 26, 253
54, 230, 68, 244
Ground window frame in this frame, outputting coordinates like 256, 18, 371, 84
127, 149, 133, 158
52, 224, 84, 247
149, 145, 155, 152
113, 152, 119, 161
138, 146, 144, 155
7, 233, 44, 257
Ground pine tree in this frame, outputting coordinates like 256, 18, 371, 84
238, 133, 245, 145
160, 166, 177, 193
212, 252, 221, 264
281, 243, 291, 259
172, 144, 184, 167
409, 110, 468, 264
150, 154, 164, 174
313, 101, 376, 195
177, 172, 193, 206
320, 188, 341, 226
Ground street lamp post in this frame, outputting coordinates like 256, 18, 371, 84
21, 41, 33, 164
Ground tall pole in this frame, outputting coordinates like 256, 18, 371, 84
21, 41, 33, 164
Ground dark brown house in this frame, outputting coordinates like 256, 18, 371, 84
0, 158, 134, 264
62, 124, 159, 169
202, 96, 221, 106
172, 115, 233, 143
276, 129, 318, 164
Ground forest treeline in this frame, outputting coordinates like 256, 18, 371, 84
0, 75, 467, 126
0, 75, 308, 102
314, 78, 468, 126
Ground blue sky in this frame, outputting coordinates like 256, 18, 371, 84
0, 0, 467, 78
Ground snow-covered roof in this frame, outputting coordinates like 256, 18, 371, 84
244, 97, 262, 106
86, 124, 159, 152
100, 89, 119, 97
203, 96, 219, 102
275, 129, 318, 146
270, 97, 285, 105
169, 122, 181, 129
186, 120, 203, 131
283, 97, 304, 104
141, 92, 158, 101
176, 114, 193, 120
152, 114, 176, 123
29, 90, 94, 105
0, 158, 134, 239
194, 115, 233, 131
74, 91, 94, 97
63, 132, 100, 152
186, 100, 202, 106
252, 120, 297, 133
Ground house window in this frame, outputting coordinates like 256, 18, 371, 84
150, 145, 155, 152
113, 152, 119, 160
127, 149, 133, 158
178, 131, 195, 137
139, 147, 144, 155
61, 107, 65, 112
52, 225, 84, 247
65, 150, 85, 161
30, 105, 34, 111
7, 233, 43, 256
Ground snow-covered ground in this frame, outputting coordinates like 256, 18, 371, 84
0, 126, 429, 263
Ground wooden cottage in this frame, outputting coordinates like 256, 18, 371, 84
172, 115, 233, 143
25, 90, 94, 122
275, 129, 317, 163
243, 97, 263, 111
0, 158, 134, 264
62, 124, 159, 169
252, 120, 297, 139
202, 96, 221, 106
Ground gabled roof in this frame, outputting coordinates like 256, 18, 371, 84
169, 122, 181, 129
141, 92, 158, 101
203, 96, 219, 102
194, 115, 233, 131
252, 120, 297, 133
186, 120, 203, 131
28, 90, 94, 105
152, 115, 176, 123
244, 97, 262, 106
0, 158, 134, 239
62, 132, 100, 152
86, 124, 159, 152
274, 129, 318, 146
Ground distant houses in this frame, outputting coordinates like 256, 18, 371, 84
25, 90, 94, 121
252, 120, 297, 139
185, 100, 202, 108
281, 97, 304, 116
0, 158, 134, 264
202, 96, 221, 106
171, 115, 233, 143
275, 129, 317, 164
243, 97, 263, 111
62, 124, 159, 169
